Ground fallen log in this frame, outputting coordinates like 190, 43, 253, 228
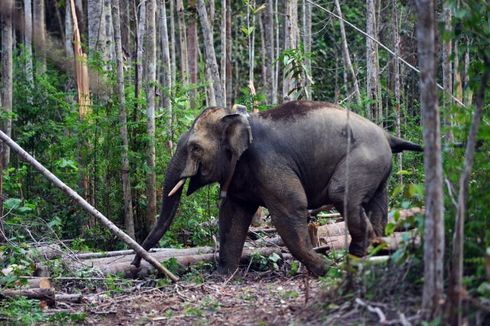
0, 288, 56, 307
81, 247, 284, 277
73, 246, 213, 260
0, 130, 178, 282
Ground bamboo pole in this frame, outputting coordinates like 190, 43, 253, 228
0, 130, 179, 282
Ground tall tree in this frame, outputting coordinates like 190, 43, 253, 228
112, 0, 135, 239
187, 0, 198, 105
135, 0, 146, 103
33, 0, 46, 73
1, 0, 13, 169
0, 0, 14, 241
442, 2, 453, 142
197, 0, 224, 106
415, 0, 445, 319
221, 0, 227, 106
225, 0, 232, 106
334, 0, 361, 104
176, 0, 188, 84
24, 0, 34, 86
159, 0, 172, 113
282, 0, 298, 100
366, 0, 381, 121
392, 0, 402, 183
263, 0, 275, 104
144, 0, 157, 235
302, 0, 312, 99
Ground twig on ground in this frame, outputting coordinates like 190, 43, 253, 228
355, 298, 387, 324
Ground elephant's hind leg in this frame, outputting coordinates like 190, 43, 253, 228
363, 181, 388, 237
218, 199, 258, 274
264, 178, 327, 276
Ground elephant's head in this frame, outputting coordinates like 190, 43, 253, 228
132, 106, 253, 266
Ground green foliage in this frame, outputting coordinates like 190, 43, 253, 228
278, 45, 314, 99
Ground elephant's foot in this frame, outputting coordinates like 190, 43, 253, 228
306, 258, 328, 276
348, 240, 369, 257
217, 262, 239, 276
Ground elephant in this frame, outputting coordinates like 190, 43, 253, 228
131, 101, 423, 276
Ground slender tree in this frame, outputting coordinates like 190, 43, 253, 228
334, 0, 361, 104
187, 0, 199, 106
415, 0, 445, 319
442, 1, 453, 142
144, 0, 157, 236
24, 0, 34, 87
112, 0, 135, 239
263, 0, 275, 104
176, 0, 188, 84
392, 0, 403, 183
282, 0, 298, 100
366, 0, 380, 121
225, 1, 233, 106
196, 0, 224, 107
33, 0, 46, 73
136, 0, 146, 103
302, 0, 312, 99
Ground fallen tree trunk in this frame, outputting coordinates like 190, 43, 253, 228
73, 246, 213, 260
0, 130, 178, 282
0, 288, 55, 306
82, 247, 284, 277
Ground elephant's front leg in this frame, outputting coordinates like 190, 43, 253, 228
218, 199, 258, 274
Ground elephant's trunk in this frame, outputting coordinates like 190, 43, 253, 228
131, 146, 187, 267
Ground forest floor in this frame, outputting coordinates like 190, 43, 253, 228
71, 270, 321, 325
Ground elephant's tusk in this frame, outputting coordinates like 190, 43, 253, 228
168, 179, 185, 197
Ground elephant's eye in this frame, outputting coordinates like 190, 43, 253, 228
190, 143, 203, 156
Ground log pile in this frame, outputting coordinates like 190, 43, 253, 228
0, 208, 422, 306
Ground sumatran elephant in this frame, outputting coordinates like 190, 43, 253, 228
131, 101, 422, 276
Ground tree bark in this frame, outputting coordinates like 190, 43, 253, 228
135, 0, 145, 104
447, 60, 489, 326
24, 0, 34, 87
159, 0, 172, 117
334, 0, 361, 105
169, 0, 177, 89
282, 0, 298, 100
221, 0, 227, 106
392, 0, 403, 183
366, 0, 380, 121
302, 0, 312, 100
0, 130, 178, 282
187, 0, 198, 106
33, 0, 46, 73
415, 0, 445, 319
112, 0, 135, 240
176, 0, 188, 84
144, 0, 157, 237
65, 0, 74, 58
225, 1, 232, 106
196, 0, 224, 107
264, 0, 275, 104
442, 2, 453, 142
247, 0, 256, 87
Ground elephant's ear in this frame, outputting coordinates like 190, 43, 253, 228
221, 114, 253, 158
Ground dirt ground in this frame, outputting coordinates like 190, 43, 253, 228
65, 271, 321, 325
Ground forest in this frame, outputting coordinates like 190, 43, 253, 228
0, 0, 488, 324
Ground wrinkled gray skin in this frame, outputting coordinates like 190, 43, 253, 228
131, 101, 422, 276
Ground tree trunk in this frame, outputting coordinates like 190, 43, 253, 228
87, 0, 103, 53
282, 0, 298, 101
24, 0, 34, 87
247, 0, 256, 87
334, 0, 361, 105
176, 0, 188, 85
144, 0, 157, 237
392, 0, 402, 183
366, 0, 380, 121
225, 1, 232, 106
187, 0, 198, 106
169, 0, 177, 89
33, 0, 46, 73
415, 0, 445, 320
447, 60, 489, 326
302, 0, 312, 100
196, 0, 224, 107
112, 0, 135, 240
221, 0, 227, 106
65, 0, 74, 58
0, 0, 13, 243
159, 0, 172, 120
263, 0, 275, 104
135, 0, 145, 103
442, 2, 453, 142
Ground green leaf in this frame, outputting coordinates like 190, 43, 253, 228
4, 198, 21, 211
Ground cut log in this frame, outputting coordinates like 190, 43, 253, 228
0, 288, 55, 307
83, 247, 284, 277
27, 277, 51, 289
73, 246, 213, 260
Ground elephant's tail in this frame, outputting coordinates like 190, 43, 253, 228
386, 134, 423, 153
